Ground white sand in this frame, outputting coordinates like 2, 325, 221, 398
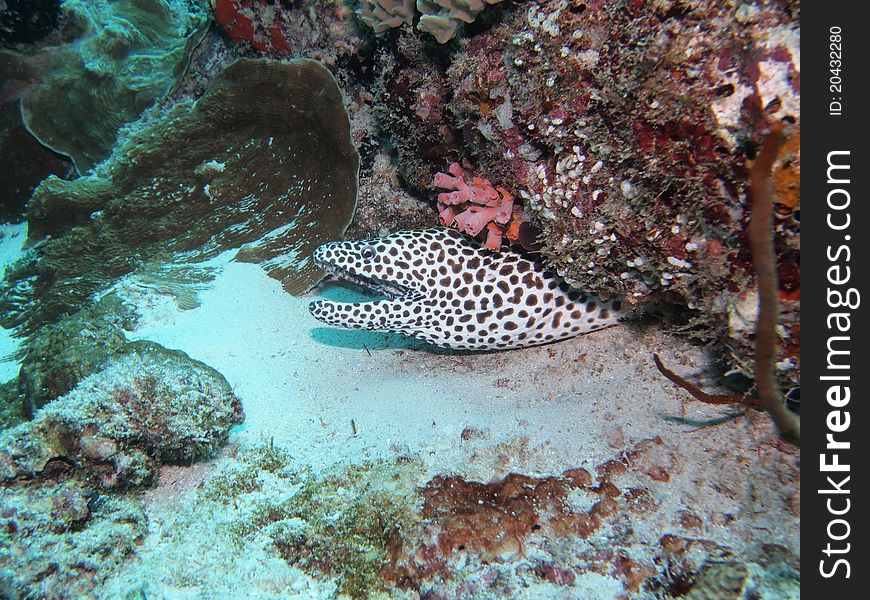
0, 223, 27, 383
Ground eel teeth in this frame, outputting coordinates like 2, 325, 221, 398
317, 259, 412, 300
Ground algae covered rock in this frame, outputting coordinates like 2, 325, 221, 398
2, 0, 208, 173
0, 338, 243, 597
1, 57, 359, 335
0, 340, 244, 487
0, 481, 147, 599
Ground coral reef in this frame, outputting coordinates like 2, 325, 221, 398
368, 0, 800, 386
1, 0, 208, 173
211, 0, 365, 64
0, 58, 359, 335
0, 340, 243, 597
0, 340, 243, 484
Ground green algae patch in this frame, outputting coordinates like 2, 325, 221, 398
201, 446, 423, 599
1, 0, 208, 174
1, 58, 359, 335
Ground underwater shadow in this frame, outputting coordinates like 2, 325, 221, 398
309, 326, 428, 351
660, 411, 748, 429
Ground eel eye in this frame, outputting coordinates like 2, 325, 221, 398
360, 246, 377, 260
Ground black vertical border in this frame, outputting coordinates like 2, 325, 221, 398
803, 2, 869, 596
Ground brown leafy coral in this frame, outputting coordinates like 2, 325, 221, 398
1, 0, 208, 173
1, 58, 359, 335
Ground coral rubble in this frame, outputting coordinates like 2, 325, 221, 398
133, 432, 798, 598
166, 447, 423, 599
2, 0, 208, 173
0, 481, 148, 599
1, 58, 359, 335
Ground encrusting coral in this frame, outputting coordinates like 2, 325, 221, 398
0, 58, 359, 335
653, 124, 800, 445
210, 0, 366, 63
1, 0, 208, 174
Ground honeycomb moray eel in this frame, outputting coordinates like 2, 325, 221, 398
308, 228, 625, 350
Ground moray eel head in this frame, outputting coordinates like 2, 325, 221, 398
308, 228, 450, 330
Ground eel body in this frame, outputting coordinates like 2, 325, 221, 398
308, 228, 624, 350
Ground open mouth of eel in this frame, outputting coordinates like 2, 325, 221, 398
314, 255, 417, 301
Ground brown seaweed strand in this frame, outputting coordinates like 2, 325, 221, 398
749, 123, 800, 445
653, 354, 760, 407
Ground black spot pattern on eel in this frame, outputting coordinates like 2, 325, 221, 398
307, 228, 625, 350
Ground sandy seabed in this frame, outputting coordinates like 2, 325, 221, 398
74, 251, 801, 598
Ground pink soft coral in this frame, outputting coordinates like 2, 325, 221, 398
433, 163, 515, 250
